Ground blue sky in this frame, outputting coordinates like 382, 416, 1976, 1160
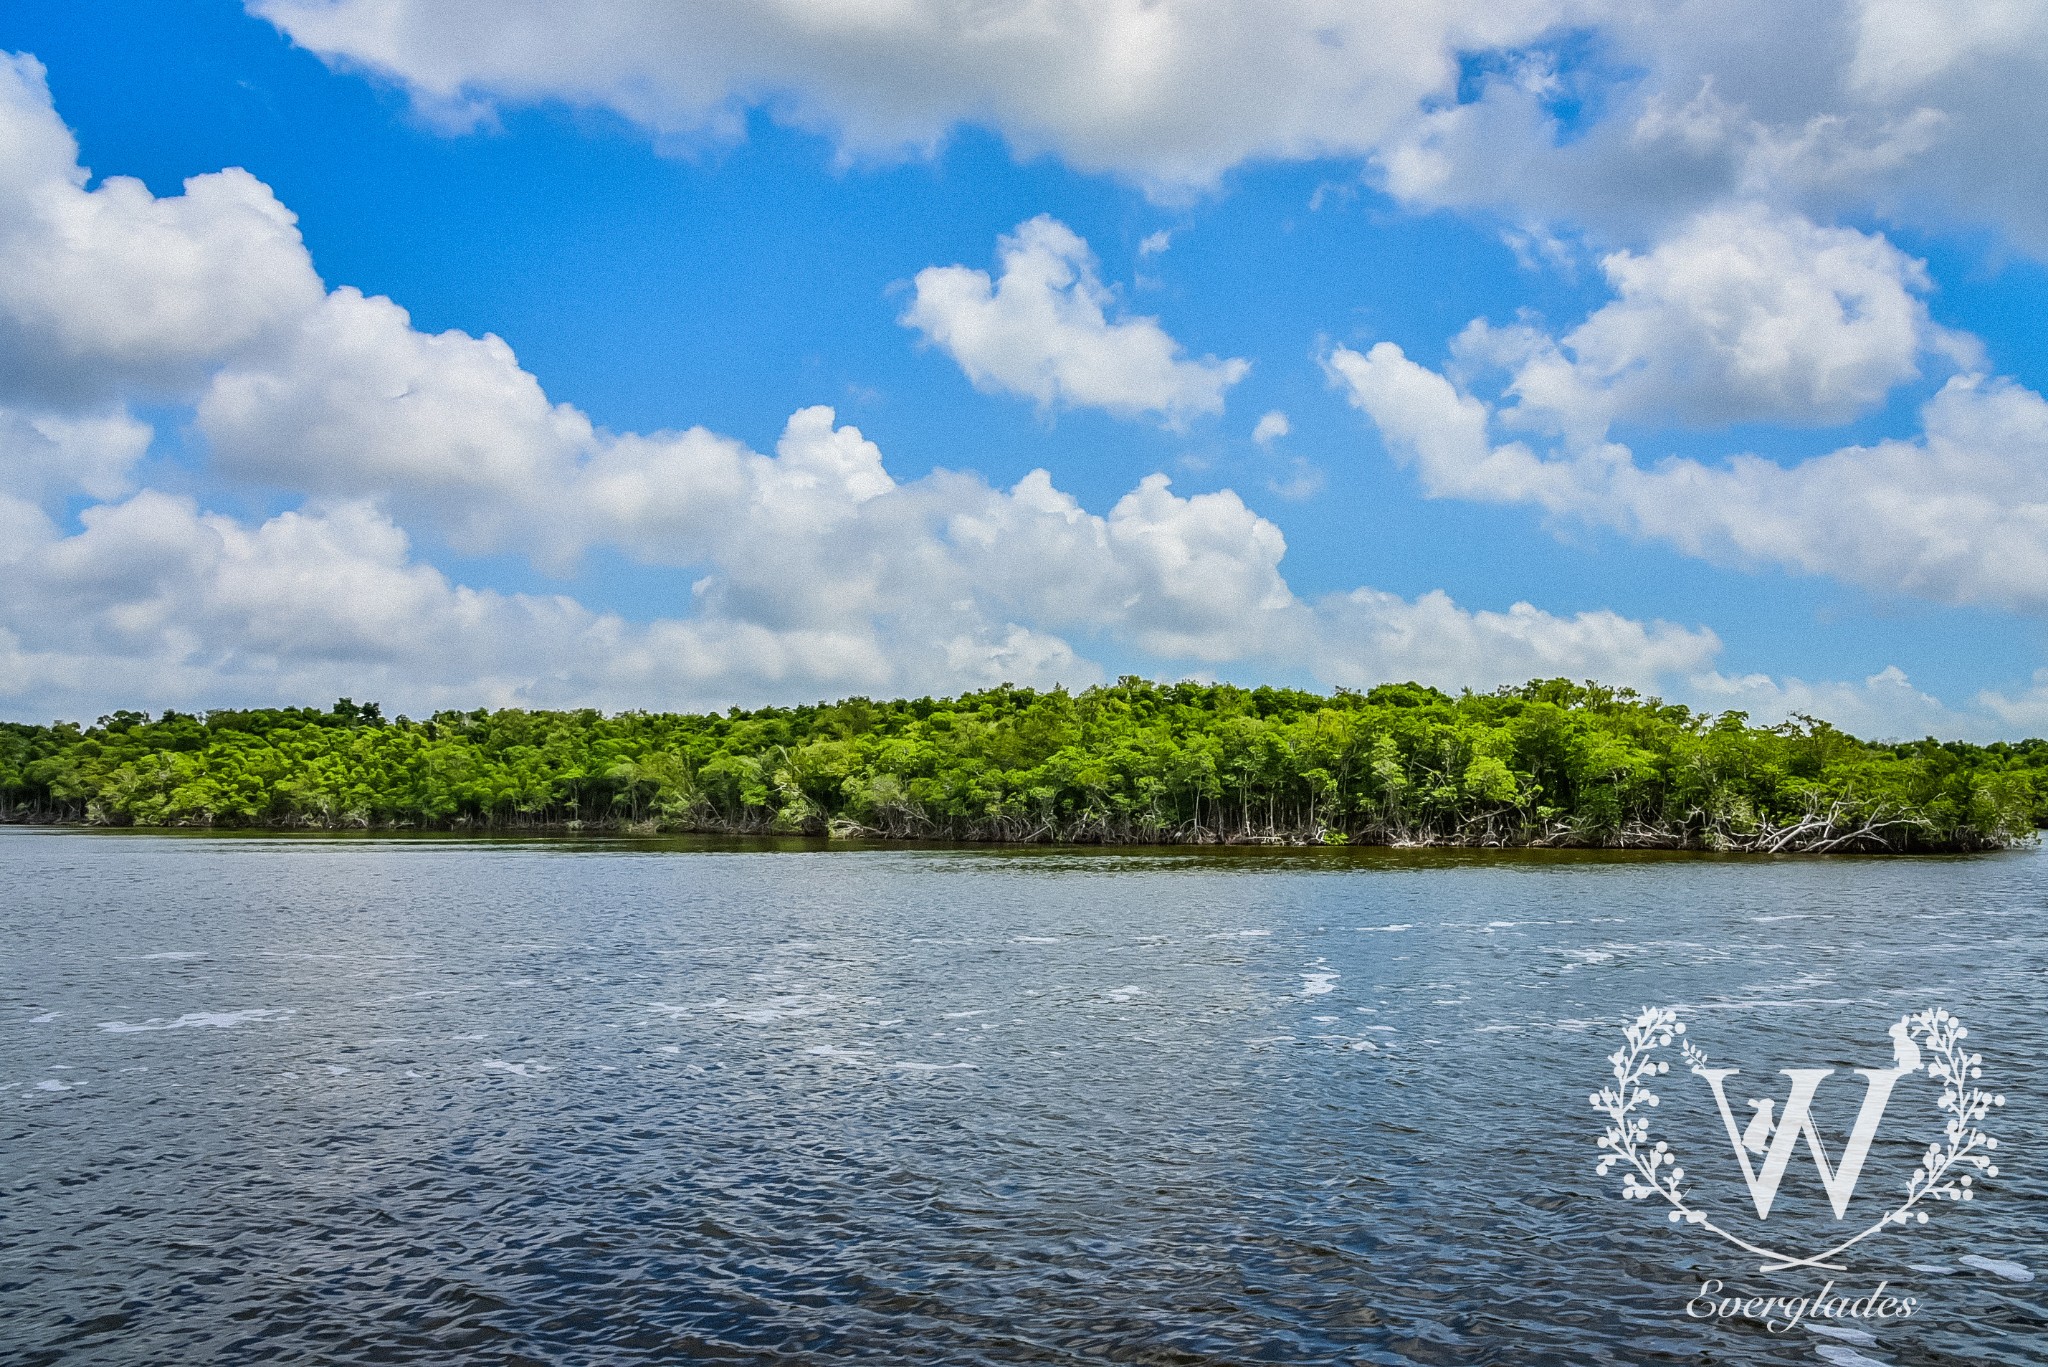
4, 0, 2048, 736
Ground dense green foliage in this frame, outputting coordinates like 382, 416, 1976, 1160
2, 679, 2043, 851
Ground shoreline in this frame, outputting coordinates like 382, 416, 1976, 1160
5, 812, 2031, 855
9, 680, 2043, 857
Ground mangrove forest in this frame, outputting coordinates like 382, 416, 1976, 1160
2, 678, 2043, 852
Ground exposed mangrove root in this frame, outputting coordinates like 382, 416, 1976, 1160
16, 797, 1989, 854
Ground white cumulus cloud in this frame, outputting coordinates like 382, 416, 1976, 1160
0, 491, 1024, 719
901, 216, 1247, 426
1687, 665, 1972, 741
249, 0, 1572, 196
1453, 207, 1961, 437
1310, 590, 1716, 696
0, 427, 1730, 719
1333, 342, 2048, 613
198, 285, 598, 563
1977, 669, 2048, 734
0, 54, 323, 408
1376, 0, 2048, 256
247, 1, 2048, 256
1326, 203, 2046, 613
1252, 410, 1290, 446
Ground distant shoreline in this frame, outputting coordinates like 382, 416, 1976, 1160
3, 813, 2033, 857
6, 678, 2043, 856
8, 823, 2031, 864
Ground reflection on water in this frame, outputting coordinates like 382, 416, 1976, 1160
3, 830, 2044, 1364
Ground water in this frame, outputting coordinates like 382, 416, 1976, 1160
3, 830, 2045, 1365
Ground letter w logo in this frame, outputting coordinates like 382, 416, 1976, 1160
1695, 1066, 1910, 1220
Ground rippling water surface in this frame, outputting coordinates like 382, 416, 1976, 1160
3, 830, 2045, 1365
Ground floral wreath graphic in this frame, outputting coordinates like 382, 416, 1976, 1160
1590, 1007, 2004, 1272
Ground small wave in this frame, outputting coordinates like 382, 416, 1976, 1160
98, 1008, 291, 1033
728, 994, 830, 1024
647, 999, 726, 1017
355, 989, 460, 1006
1300, 960, 1338, 997
1668, 997, 1860, 1013
1813, 1346, 1889, 1367
1959, 1254, 2034, 1282
1358, 924, 1412, 933
480, 1059, 552, 1077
